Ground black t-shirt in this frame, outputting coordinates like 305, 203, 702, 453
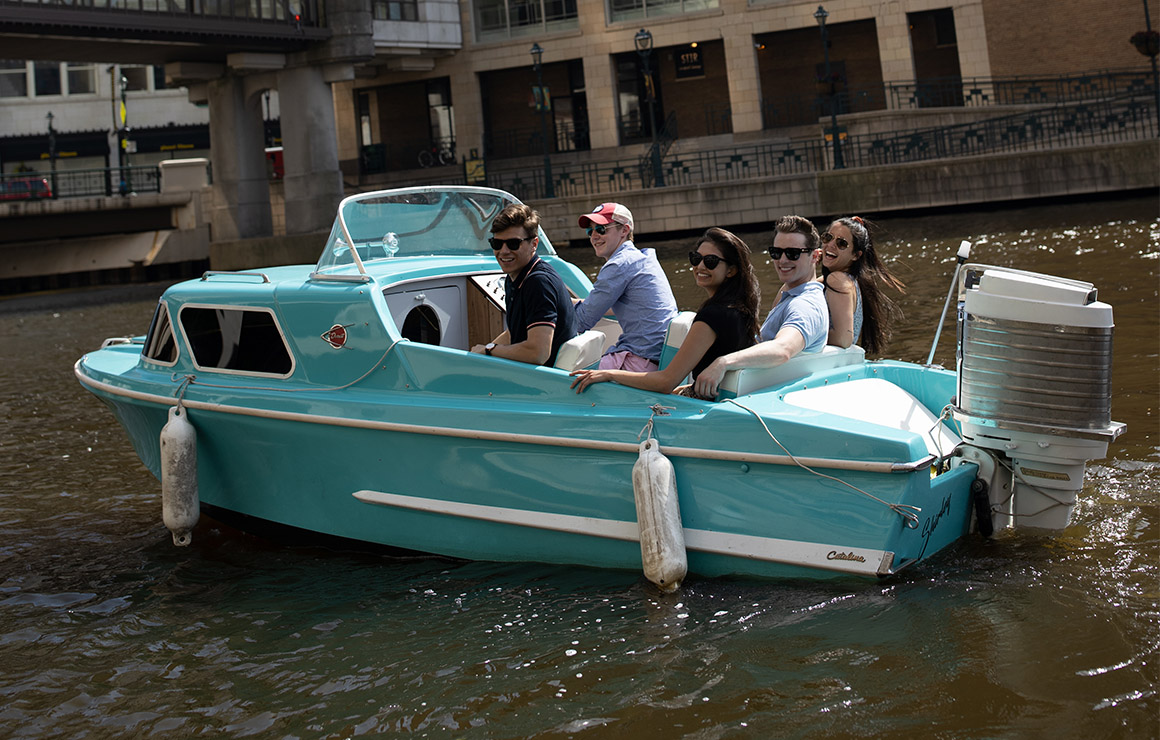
691, 302, 754, 381
504, 257, 578, 366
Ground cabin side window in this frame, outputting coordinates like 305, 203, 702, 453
179, 306, 293, 375
143, 301, 178, 365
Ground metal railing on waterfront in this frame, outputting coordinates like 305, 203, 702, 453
0, 165, 161, 199
480, 92, 1156, 201
761, 68, 1155, 128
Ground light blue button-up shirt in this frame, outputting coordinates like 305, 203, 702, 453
759, 280, 828, 353
574, 241, 678, 363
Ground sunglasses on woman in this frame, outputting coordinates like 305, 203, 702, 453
821, 232, 850, 249
767, 246, 815, 261
585, 224, 615, 237
689, 251, 730, 269
488, 236, 530, 251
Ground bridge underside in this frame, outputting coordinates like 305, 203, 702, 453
0, 8, 326, 64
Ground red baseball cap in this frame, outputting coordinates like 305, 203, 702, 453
578, 202, 633, 231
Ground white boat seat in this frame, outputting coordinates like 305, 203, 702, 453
554, 330, 605, 372
657, 311, 696, 371
717, 344, 866, 399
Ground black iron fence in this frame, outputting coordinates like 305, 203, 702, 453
762, 68, 1155, 129
1, 165, 161, 199
483, 93, 1155, 201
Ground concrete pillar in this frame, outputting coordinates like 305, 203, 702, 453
722, 17, 763, 134
278, 65, 344, 235
583, 54, 620, 151
207, 76, 272, 240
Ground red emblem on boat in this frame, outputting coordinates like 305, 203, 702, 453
322, 324, 349, 349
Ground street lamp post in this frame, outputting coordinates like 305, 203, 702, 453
530, 43, 555, 199
1138, 0, 1160, 128
46, 111, 57, 199
634, 28, 664, 187
814, 5, 845, 169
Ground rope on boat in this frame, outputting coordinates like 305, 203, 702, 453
724, 398, 923, 528
638, 403, 675, 442
168, 342, 399, 396
990, 456, 1076, 519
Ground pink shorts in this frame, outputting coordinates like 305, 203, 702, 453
600, 351, 659, 372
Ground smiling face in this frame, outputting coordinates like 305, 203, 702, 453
492, 225, 537, 277
821, 222, 861, 273
589, 221, 629, 260
771, 230, 819, 289
692, 240, 737, 297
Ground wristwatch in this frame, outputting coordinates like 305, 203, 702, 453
485, 342, 496, 356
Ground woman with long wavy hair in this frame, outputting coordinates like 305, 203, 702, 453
818, 216, 905, 355
570, 227, 760, 399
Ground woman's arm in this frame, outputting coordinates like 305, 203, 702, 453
571, 321, 717, 394
823, 273, 857, 348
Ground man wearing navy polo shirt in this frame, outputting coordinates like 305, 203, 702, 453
471, 203, 578, 366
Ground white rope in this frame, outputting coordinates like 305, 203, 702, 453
724, 398, 922, 528
638, 403, 674, 442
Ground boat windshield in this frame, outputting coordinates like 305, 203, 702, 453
315, 187, 558, 274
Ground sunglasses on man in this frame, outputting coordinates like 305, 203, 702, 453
585, 223, 620, 237
488, 236, 531, 251
767, 246, 816, 261
821, 232, 850, 249
688, 251, 731, 270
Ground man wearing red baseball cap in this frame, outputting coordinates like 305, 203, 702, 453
575, 202, 678, 371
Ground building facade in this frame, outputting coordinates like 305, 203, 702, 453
335, 0, 1153, 179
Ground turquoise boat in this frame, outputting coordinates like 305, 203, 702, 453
75, 187, 1125, 584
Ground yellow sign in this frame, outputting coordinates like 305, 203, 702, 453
119, 100, 126, 126
464, 158, 486, 185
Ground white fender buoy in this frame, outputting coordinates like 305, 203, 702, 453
632, 438, 687, 591
160, 405, 199, 546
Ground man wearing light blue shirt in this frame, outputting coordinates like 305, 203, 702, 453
575, 203, 678, 371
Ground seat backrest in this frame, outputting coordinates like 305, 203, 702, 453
657, 311, 696, 371
717, 344, 866, 399
554, 330, 606, 372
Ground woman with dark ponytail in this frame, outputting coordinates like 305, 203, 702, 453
818, 216, 905, 355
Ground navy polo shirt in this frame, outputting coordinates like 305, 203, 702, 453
504, 257, 578, 366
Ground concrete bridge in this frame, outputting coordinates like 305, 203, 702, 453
0, 0, 372, 240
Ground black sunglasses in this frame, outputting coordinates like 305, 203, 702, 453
821, 232, 850, 249
767, 246, 815, 261
488, 236, 530, 251
689, 251, 730, 270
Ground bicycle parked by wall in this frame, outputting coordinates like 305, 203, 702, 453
418, 140, 456, 168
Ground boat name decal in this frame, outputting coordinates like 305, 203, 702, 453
321, 324, 352, 349
921, 493, 953, 542
826, 550, 866, 563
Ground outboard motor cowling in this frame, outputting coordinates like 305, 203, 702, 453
952, 265, 1125, 530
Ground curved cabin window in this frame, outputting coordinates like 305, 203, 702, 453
401, 304, 442, 345
142, 301, 178, 365
179, 306, 293, 375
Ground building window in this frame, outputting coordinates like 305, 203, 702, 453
373, 0, 418, 20
0, 60, 27, 98
34, 62, 61, 97
475, 0, 577, 41
122, 65, 151, 92
608, 0, 715, 23
67, 63, 96, 95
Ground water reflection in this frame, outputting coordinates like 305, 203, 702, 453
0, 197, 1156, 737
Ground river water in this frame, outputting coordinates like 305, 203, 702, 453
0, 195, 1156, 738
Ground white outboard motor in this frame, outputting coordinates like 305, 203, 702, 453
952, 265, 1125, 530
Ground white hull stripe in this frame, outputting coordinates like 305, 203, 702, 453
75, 362, 929, 474
352, 490, 894, 577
